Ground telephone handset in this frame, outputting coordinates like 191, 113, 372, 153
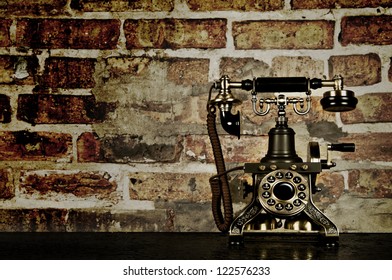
207, 75, 357, 245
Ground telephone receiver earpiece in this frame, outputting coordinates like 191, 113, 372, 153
220, 109, 241, 139
209, 75, 242, 138
320, 89, 358, 112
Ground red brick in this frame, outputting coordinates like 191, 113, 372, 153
16, 19, 121, 49
232, 20, 334, 49
20, 171, 117, 200
77, 132, 101, 162
341, 93, 392, 124
17, 94, 116, 124
70, 0, 174, 11
0, 56, 38, 85
40, 57, 96, 89
0, 131, 72, 161
349, 169, 392, 198
124, 19, 227, 49
186, 0, 284, 11
1, 0, 68, 16
0, 19, 12, 47
340, 16, 392, 46
0, 95, 11, 123
339, 133, 392, 162
77, 132, 183, 163
329, 54, 381, 86
292, 0, 392, 9
0, 169, 14, 199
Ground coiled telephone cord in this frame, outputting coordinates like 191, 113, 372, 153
207, 105, 236, 232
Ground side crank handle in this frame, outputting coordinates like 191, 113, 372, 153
328, 143, 355, 152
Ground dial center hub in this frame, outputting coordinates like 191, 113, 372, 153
273, 182, 295, 201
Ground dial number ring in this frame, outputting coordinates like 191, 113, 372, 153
258, 169, 309, 216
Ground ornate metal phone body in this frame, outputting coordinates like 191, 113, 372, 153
207, 75, 357, 245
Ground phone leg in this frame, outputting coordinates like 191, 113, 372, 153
303, 201, 339, 246
229, 198, 262, 245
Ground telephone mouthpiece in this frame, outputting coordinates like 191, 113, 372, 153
320, 90, 358, 112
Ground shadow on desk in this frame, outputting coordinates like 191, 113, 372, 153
0, 233, 391, 260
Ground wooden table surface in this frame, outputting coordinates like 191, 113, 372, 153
0, 232, 390, 260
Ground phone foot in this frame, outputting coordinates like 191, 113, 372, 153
229, 235, 244, 247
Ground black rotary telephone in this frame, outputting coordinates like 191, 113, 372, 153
207, 75, 357, 245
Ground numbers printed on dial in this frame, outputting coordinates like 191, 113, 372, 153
217, 266, 270, 276
262, 183, 271, 190
262, 191, 271, 198
267, 176, 275, 183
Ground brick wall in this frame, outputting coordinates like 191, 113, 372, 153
0, 0, 391, 233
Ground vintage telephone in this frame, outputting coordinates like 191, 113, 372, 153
207, 75, 357, 245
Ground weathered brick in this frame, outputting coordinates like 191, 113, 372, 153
185, 134, 269, 164
167, 58, 209, 86
40, 57, 96, 89
77, 132, 101, 162
349, 169, 392, 198
70, 0, 174, 11
0, 131, 72, 161
271, 56, 324, 78
124, 19, 227, 49
129, 172, 211, 203
77, 132, 183, 163
154, 202, 216, 232
67, 209, 169, 232
329, 54, 381, 86
0, 209, 68, 232
17, 94, 116, 124
0, 169, 14, 200
103, 57, 209, 92
0, 56, 38, 85
0, 208, 176, 232
220, 57, 271, 80
0, 19, 11, 47
93, 56, 209, 139
339, 133, 392, 162
20, 171, 118, 200
389, 58, 392, 82
306, 120, 348, 143
0, 0, 68, 16
340, 16, 392, 46
186, 0, 284, 11
292, 0, 392, 9
0, 95, 11, 123
219, 56, 324, 80
312, 172, 345, 208
341, 93, 392, 124
232, 20, 334, 49
16, 19, 121, 49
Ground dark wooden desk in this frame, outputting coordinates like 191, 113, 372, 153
0, 233, 390, 260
